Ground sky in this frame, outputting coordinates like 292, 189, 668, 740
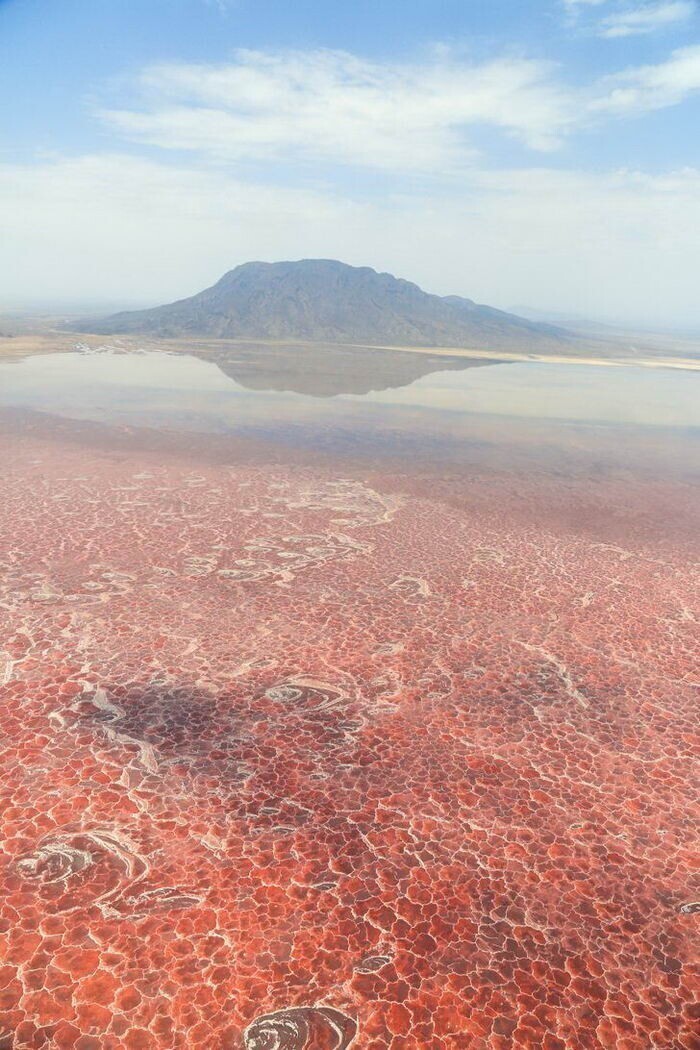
1, 0, 700, 327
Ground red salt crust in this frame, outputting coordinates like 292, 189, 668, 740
0, 414, 698, 1049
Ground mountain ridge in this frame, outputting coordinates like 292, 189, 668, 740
70, 259, 577, 352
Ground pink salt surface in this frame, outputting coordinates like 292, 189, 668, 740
0, 410, 698, 1049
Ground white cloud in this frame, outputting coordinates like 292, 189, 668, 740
2, 152, 700, 326
599, 1, 696, 37
96, 44, 700, 174
592, 43, 700, 112
561, 0, 620, 32
99, 48, 575, 170
562, 0, 696, 36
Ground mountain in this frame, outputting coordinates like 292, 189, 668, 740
72, 259, 576, 352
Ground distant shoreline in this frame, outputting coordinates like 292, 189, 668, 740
1, 329, 699, 372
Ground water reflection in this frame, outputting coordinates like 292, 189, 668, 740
0, 347, 698, 478
209, 341, 496, 396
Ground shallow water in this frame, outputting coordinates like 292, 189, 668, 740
1, 346, 698, 1049
1, 348, 698, 428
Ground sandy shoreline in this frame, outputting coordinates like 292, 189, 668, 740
350, 340, 700, 371
1, 329, 699, 371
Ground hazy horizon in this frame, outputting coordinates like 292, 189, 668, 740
3, 259, 700, 339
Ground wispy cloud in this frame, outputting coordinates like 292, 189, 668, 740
96, 44, 700, 174
202, 0, 237, 12
592, 43, 700, 112
563, 0, 609, 9
599, 1, 696, 37
562, 0, 696, 36
99, 48, 575, 172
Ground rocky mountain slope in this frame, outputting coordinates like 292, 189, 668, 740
74, 259, 576, 352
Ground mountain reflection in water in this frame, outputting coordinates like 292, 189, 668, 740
205, 341, 497, 396
0, 345, 698, 482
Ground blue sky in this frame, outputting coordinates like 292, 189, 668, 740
1, 0, 699, 325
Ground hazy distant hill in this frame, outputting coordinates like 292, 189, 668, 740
73, 259, 576, 352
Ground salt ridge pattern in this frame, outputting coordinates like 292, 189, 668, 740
0, 415, 698, 1049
